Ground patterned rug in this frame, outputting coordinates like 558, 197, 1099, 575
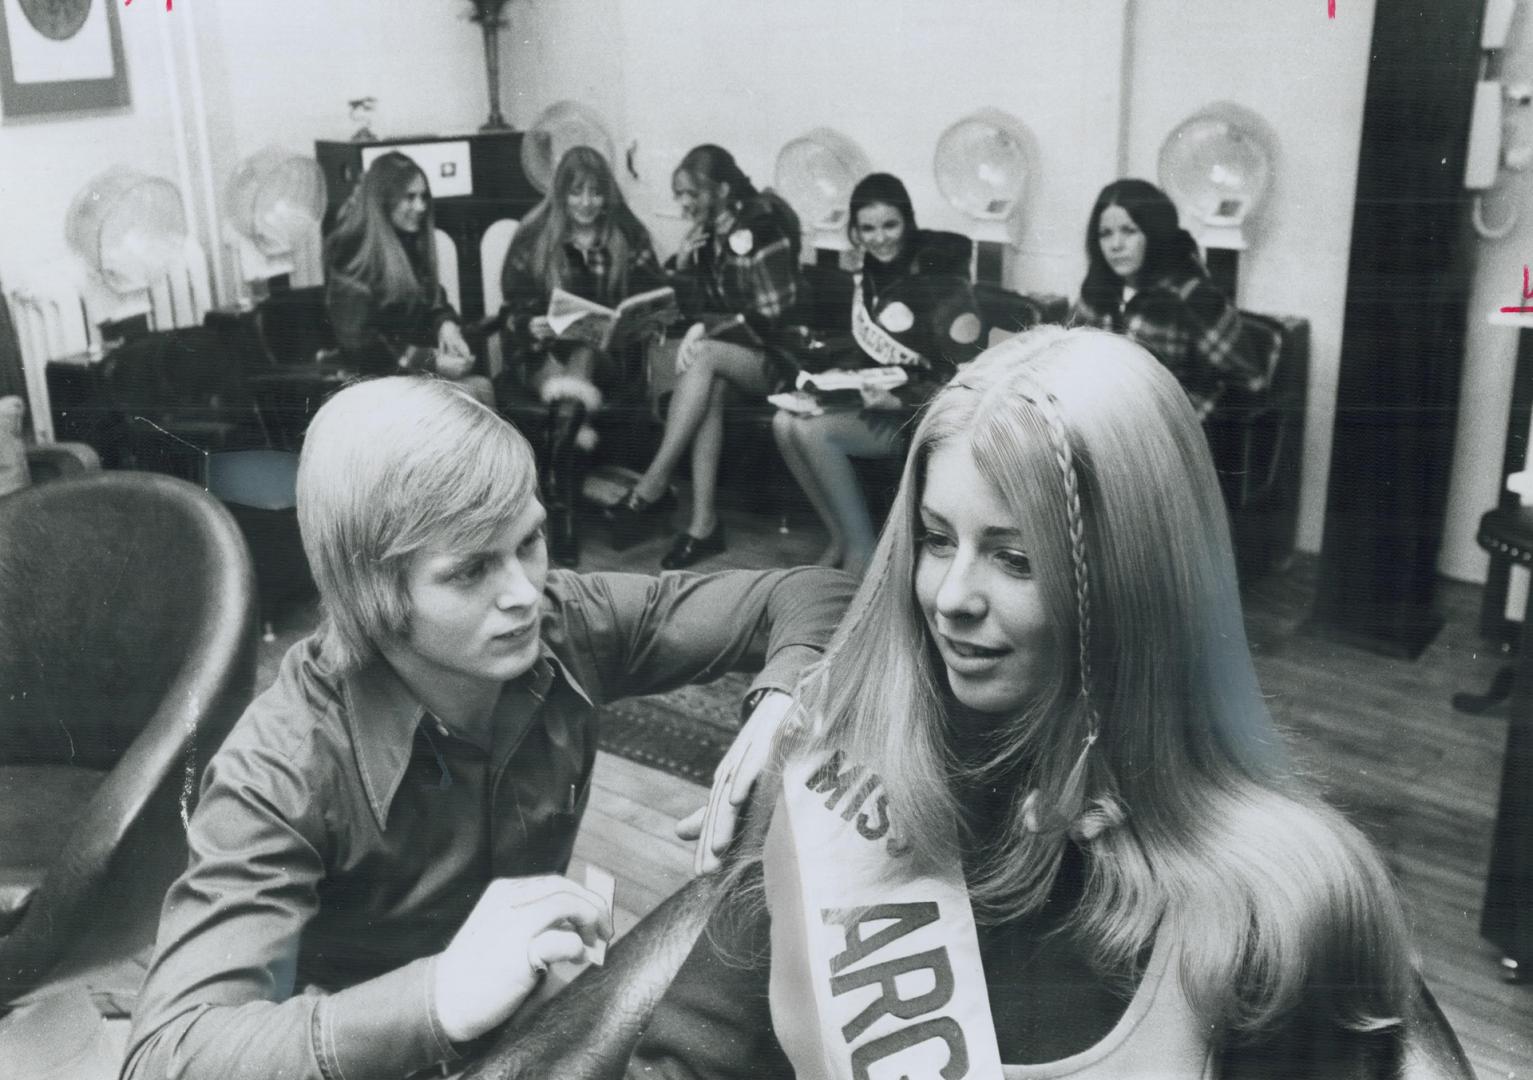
594, 674, 748, 787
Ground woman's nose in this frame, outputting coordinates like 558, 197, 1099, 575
935, 552, 986, 620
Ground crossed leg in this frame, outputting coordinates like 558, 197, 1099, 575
632, 340, 774, 539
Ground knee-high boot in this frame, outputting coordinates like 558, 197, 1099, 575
543, 398, 587, 567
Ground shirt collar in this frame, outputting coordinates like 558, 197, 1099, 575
341, 645, 594, 831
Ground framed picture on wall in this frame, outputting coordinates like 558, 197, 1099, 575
0, 0, 130, 120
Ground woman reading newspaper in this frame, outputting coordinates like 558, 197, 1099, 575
497, 146, 669, 565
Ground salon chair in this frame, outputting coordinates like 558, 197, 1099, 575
220, 286, 354, 450
0, 471, 257, 1008
1019, 299, 1309, 579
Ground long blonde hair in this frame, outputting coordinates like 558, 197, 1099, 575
501, 146, 652, 306
792, 327, 1414, 1038
325, 151, 438, 308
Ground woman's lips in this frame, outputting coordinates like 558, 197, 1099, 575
939, 634, 1009, 672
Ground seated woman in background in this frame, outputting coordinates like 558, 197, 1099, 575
629, 328, 1471, 1079
324, 151, 492, 403
497, 145, 664, 566
612, 144, 806, 570
1071, 178, 1263, 419
772, 172, 982, 577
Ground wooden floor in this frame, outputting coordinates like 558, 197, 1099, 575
567, 500, 1533, 1079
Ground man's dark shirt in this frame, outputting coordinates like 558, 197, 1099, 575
122, 566, 853, 1080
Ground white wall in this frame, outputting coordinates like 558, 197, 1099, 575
1124, 0, 1376, 554
508, 0, 1375, 555
1443, 4, 1533, 584
2, 1, 1388, 562
509, 0, 1126, 279
0, 5, 185, 285
0, 0, 495, 299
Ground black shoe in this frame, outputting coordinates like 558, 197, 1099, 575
661, 521, 727, 570
606, 487, 676, 550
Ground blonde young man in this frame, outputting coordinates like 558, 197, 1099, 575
122, 377, 853, 1080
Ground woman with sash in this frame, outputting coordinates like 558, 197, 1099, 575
496, 145, 664, 566
626, 328, 1470, 1079
1071, 178, 1263, 419
610, 144, 806, 570
325, 151, 492, 404
772, 173, 982, 577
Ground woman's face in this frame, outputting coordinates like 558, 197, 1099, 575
915, 437, 1055, 718
854, 201, 909, 265
673, 169, 722, 226
1097, 204, 1146, 283
390, 174, 430, 235
565, 175, 606, 229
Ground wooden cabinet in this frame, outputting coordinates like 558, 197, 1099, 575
315, 132, 541, 320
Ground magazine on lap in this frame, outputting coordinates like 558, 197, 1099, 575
547, 287, 679, 351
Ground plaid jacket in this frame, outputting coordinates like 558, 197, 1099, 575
499, 237, 664, 334
672, 195, 805, 344
1071, 272, 1262, 417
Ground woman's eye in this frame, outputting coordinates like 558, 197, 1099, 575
997, 549, 1033, 577
918, 528, 955, 555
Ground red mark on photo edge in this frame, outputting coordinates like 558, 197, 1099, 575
1499, 265, 1533, 313
1328, 0, 1335, 17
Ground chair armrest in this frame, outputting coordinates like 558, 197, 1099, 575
24, 443, 100, 485
0, 555, 255, 1005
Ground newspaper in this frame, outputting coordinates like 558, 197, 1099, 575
546, 286, 679, 351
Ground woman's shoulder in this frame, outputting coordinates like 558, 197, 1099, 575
732, 194, 798, 252
910, 230, 974, 278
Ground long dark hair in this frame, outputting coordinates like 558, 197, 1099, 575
676, 143, 801, 260
325, 151, 437, 307
845, 172, 918, 254
675, 144, 761, 206
502, 146, 654, 305
1079, 179, 1203, 313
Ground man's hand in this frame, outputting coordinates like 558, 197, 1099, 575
433, 875, 613, 1044
528, 315, 557, 342
676, 690, 795, 874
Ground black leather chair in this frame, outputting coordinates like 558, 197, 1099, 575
1017, 298, 1309, 579
0, 472, 257, 1007
1209, 311, 1309, 577
237, 286, 355, 449
22, 442, 99, 485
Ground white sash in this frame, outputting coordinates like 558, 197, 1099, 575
766, 750, 1005, 1080
852, 277, 930, 371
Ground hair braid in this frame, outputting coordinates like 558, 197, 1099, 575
1017, 388, 1113, 841
1021, 390, 1096, 733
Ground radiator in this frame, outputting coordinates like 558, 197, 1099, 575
5, 238, 213, 444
